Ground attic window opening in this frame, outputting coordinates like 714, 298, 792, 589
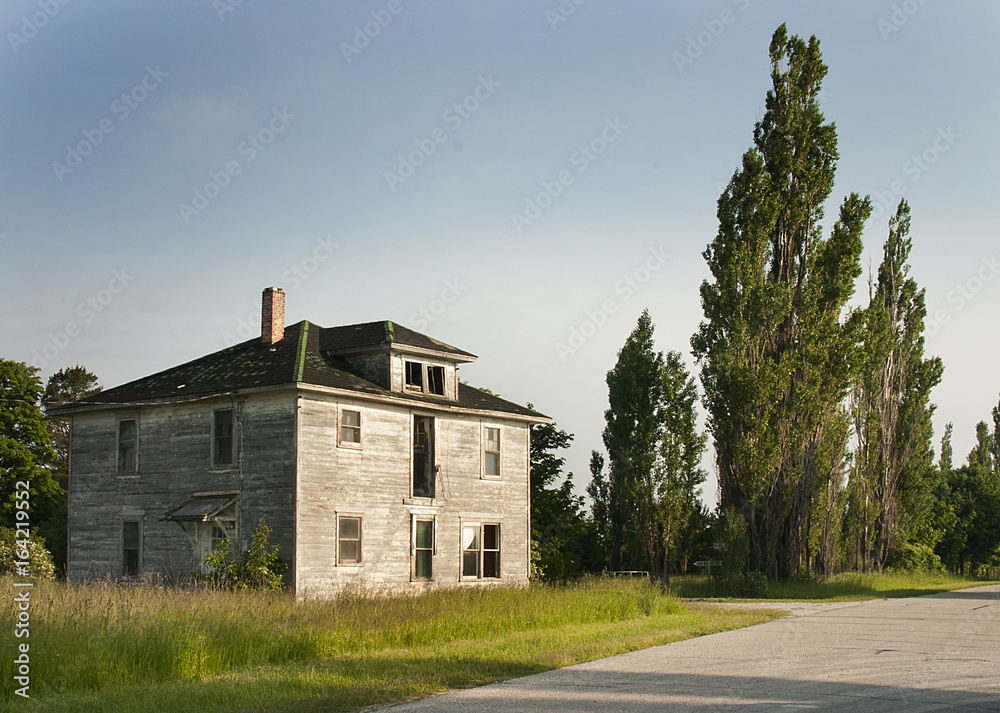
405, 361, 445, 396
405, 361, 423, 390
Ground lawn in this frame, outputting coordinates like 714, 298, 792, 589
668, 570, 1000, 601
0, 578, 778, 713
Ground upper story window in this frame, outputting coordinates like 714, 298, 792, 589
412, 415, 435, 498
404, 361, 446, 396
213, 409, 236, 467
117, 419, 137, 473
339, 408, 362, 447
484, 427, 501, 477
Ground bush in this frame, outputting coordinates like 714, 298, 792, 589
887, 542, 945, 575
0, 527, 55, 579
201, 522, 285, 591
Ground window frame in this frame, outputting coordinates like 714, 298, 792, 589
122, 519, 142, 577
116, 418, 138, 474
338, 407, 363, 449
411, 516, 436, 581
212, 408, 238, 468
336, 514, 363, 566
404, 360, 449, 397
460, 521, 501, 581
482, 425, 502, 479
411, 415, 436, 499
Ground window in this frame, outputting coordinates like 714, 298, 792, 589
412, 416, 435, 498
413, 518, 434, 580
405, 361, 423, 390
462, 523, 501, 579
117, 419, 137, 473
338, 516, 362, 565
339, 408, 362, 447
210, 525, 227, 553
427, 366, 445, 396
405, 361, 447, 397
213, 409, 235, 466
122, 521, 141, 576
484, 427, 501, 477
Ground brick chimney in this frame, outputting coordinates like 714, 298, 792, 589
261, 287, 285, 344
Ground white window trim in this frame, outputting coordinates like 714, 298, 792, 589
336, 512, 364, 567
404, 360, 449, 397
459, 519, 502, 581
410, 514, 437, 582
481, 423, 502, 479
337, 406, 363, 449
410, 413, 437, 500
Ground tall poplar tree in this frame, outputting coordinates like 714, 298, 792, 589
692, 25, 868, 580
846, 200, 943, 570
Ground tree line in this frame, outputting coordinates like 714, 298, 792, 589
529, 24, 1000, 584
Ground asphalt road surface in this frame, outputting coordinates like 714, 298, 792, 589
380, 585, 1000, 712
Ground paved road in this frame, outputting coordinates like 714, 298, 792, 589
381, 585, 1000, 712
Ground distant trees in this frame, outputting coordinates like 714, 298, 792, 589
590, 310, 706, 581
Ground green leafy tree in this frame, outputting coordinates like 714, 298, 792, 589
846, 200, 944, 571
601, 311, 707, 580
202, 522, 285, 591
0, 360, 62, 539
586, 450, 609, 568
529, 417, 594, 580
602, 310, 663, 572
692, 25, 868, 580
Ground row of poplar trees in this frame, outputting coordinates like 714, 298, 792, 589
693, 25, 944, 580
589, 25, 962, 582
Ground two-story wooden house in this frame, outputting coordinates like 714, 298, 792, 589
53, 287, 548, 595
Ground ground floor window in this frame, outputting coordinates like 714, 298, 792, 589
338, 515, 362, 565
413, 518, 434, 580
461, 522, 500, 579
122, 520, 141, 576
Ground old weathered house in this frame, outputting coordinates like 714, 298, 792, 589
54, 288, 548, 594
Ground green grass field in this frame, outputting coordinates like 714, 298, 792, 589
1, 573, 993, 713
0, 578, 777, 713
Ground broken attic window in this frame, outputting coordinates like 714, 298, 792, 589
427, 366, 445, 395
405, 361, 423, 389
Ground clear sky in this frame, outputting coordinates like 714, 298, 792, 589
3, 1, 998, 508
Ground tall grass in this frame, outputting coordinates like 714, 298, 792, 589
0, 577, 773, 712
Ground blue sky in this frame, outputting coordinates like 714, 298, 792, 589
3, 1, 998, 507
